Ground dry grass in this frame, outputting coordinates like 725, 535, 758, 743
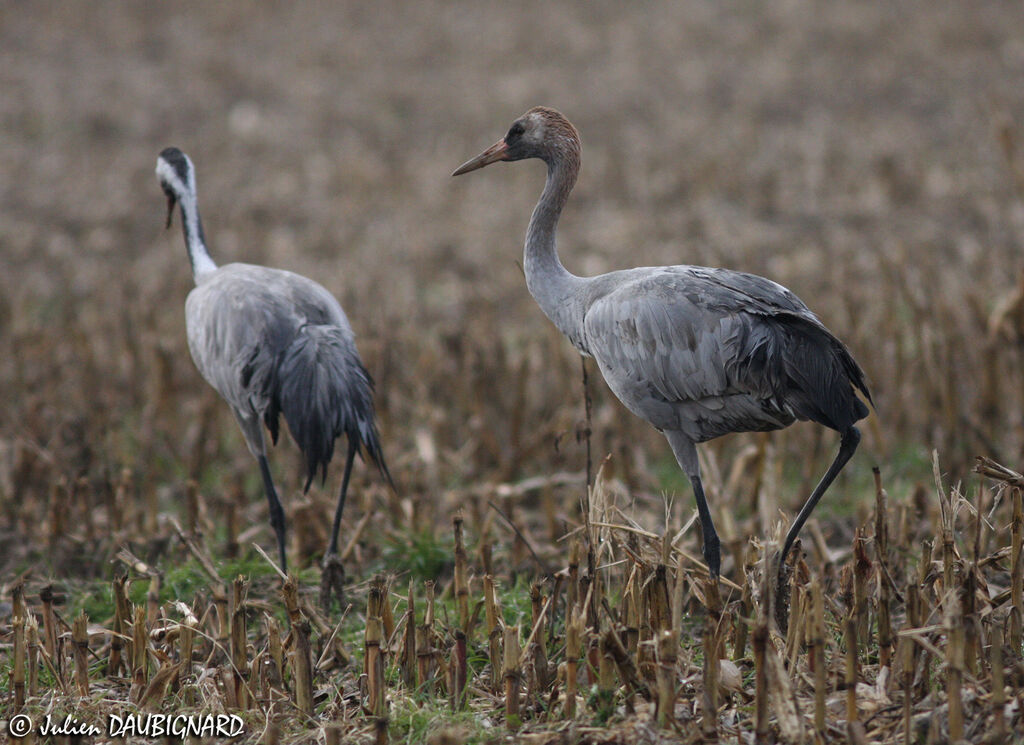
4, 457, 1024, 743
4, 1, 1024, 742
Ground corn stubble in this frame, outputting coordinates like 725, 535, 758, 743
4, 455, 1024, 742
5, 3, 1024, 742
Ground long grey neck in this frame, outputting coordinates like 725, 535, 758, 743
177, 190, 217, 282
524, 157, 587, 349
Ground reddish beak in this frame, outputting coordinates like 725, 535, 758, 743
452, 139, 509, 176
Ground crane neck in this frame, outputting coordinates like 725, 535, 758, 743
524, 154, 586, 342
176, 189, 217, 282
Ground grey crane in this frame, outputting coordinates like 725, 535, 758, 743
453, 107, 871, 578
155, 147, 390, 587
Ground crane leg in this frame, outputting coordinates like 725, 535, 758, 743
779, 425, 861, 569
321, 439, 357, 613
665, 432, 721, 578
325, 438, 357, 560
691, 472, 721, 578
258, 455, 288, 574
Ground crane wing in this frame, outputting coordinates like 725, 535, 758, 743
184, 264, 346, 423
581, 267, 868, 438
185, 263, 387, 486
583, 270, 787, 404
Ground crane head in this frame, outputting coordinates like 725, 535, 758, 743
452, 107, 579, 176
155, 147, 195, 228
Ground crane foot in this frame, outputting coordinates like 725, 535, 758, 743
320, 554, 346, 613
775, 562, 792, 634
774, 540, 800, 634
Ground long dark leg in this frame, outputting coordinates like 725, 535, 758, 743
321, 439, 357, 613
258, 455, 288, 574
691, 472, 722, 578
780, 426, 861, 568
665, 432, 721, 578
325, 438, 357, 559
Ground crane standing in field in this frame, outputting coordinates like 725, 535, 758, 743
156, 147, 390, 596
453, 107, 871, 579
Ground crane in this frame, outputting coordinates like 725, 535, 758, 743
156, 147, 391, 592
453, 107, 871, 579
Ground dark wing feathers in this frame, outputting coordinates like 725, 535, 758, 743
186, 265, 389, 490
241, 314, 299, 446
583, 267, 870, 437
775, 312, 872, 428
697, 266, 873, 419
275, 325, 390, 491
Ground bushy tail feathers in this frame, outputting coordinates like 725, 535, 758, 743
779, 316, 872, 432
270, 325, 391, 492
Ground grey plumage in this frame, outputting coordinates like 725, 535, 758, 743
579, 266, 869, 440
454, 107, 871, 578
157, 147, 389, 575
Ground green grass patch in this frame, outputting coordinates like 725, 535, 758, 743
388, 696, 495, 744
381, 528, 455, 582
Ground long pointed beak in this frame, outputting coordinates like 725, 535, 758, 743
452, 139, 509, 176
164, 192, 177, 229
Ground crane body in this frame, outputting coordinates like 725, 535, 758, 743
454, 107, 870, 577
156, 147, 389, 585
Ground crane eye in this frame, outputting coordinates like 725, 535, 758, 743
506, 122, 525, 141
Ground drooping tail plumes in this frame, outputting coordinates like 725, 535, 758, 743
271, 325, 390, 492
777, 315, 872, 432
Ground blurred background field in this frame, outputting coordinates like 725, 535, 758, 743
3, 2, 1024, 740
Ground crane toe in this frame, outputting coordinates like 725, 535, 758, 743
319, 554, 346, 612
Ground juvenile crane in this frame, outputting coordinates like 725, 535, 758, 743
156, 147, 390, 588
453, 107, 871, 578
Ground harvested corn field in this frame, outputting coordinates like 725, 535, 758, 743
3, 2, 1024, 743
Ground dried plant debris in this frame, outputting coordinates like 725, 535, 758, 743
5, 3, 1024, 742
0, 456, 1022, 742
